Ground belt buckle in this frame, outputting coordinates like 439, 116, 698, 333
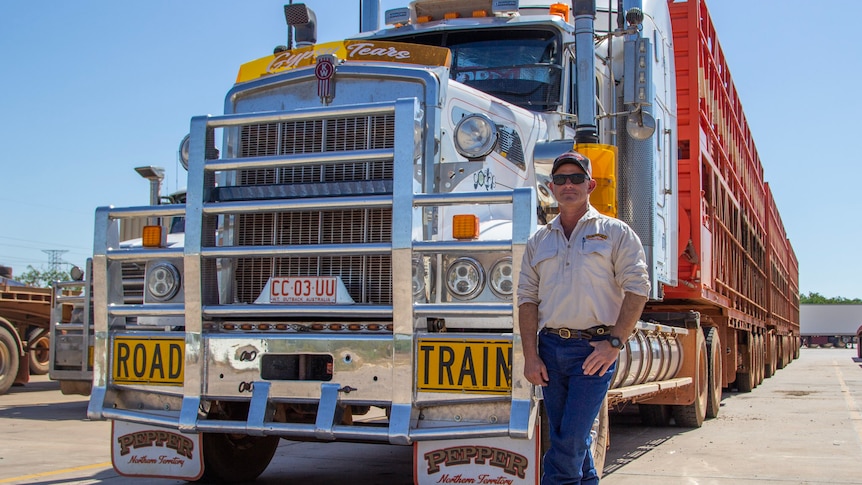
558, 328, 571, 339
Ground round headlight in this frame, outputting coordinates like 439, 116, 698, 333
489, 257, 514, 298
147, 262, 181, 301
178, 134, 190, 170
412, 258, 426, 297
453, 114, 498, 159
446, 257, 484, 299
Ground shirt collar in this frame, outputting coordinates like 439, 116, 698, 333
547, 204, 600, 231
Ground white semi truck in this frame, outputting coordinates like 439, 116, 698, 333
76, 0, 799, 482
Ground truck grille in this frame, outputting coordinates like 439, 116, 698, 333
231, 114, 396, 305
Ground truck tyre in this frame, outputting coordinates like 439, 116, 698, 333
591, 396, 609, 478
198, 401, 279, 483
672, 334, 707, 428
704, 327, 722, 419
540, 396, 608, 479
639, 404, 671, 427
199, 432, 279, 483
0, 325, 20, 395
28, 328, 50, 375
735, 331, 755, 392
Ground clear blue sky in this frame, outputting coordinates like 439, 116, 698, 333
1, 1, 859, 299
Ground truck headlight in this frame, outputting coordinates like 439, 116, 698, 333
412, 258, 426, 297
146, 262, 181, 301
489, 257, 514, 298
453, 114, 498, 159
446, 257, 484, 299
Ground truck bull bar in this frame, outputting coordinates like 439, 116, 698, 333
88, 98, 538, 444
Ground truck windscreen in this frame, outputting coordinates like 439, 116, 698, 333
390, 29, 562, 111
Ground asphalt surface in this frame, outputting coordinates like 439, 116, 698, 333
1, 347, 860, 484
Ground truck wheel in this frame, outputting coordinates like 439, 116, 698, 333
199, 432, 279, 483
704, 327, 722, 419
197, 401, 279, 483
0, 326, 20, 395
28, 329, 50, 375
672, 334, 707, 428
639, 404, 671, 427
736, 332, 755, 393
540, 397, 609, 479
591, 396, 609, 478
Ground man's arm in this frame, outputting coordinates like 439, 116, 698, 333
583, 291, 648, 376
518, 302, 548, 387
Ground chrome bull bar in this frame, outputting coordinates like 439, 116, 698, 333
88, 97, 538, 443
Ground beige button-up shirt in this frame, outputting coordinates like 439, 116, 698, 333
517, 205, 651, 331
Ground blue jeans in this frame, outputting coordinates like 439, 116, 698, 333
539, 332, 615, 485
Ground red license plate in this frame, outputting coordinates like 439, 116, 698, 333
269, 276, 338, 303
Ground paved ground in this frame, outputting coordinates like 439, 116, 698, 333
1, 347, 860, 484
602, 347, 862, 484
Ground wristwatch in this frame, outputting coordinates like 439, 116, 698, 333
608, 336, 625, 350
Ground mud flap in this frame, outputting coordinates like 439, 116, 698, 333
414, 424, 541, 485
111, 421, 204, 480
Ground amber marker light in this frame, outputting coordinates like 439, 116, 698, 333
472, 10, 488, 17
417, 15, 432, 23
549, 3, 569, 22
444, 12, 460, 19
142, 225, 163, 248
452, 214, 480, 240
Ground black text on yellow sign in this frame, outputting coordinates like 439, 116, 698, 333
417, 339, 512, 394
112, 338, 184, 386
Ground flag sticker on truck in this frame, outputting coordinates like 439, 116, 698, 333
417, 339, 512, 394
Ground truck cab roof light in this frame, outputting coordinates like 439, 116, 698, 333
417, 15, 432, 23
549, 3, 569, 22
444, 12, 461, 19
472, 10, 488, 17
491, 0, 519, 16
384, 8, 410, 26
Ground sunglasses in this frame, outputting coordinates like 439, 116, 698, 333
552, 173, 590, 185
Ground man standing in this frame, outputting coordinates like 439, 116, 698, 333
517, 151, 651, 484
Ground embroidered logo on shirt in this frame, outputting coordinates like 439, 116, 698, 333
586, 233, 608, 241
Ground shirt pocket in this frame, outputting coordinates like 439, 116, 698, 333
578, 239, 613, 279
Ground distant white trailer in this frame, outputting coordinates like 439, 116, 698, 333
800, 305, 862, 336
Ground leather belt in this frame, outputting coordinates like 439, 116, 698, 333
543, 325, 610, 340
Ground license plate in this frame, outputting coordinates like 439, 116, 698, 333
112, 337, 184, 386
417, 338, 512, 394
269, 276, 338, 303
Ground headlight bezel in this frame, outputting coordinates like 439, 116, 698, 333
453, 113, 498, 160
146, 261, 182, 301
488, 257, 514, 299
445, 257, 485, 300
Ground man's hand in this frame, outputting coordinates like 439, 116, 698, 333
524, 353, 549, 387
583, 340, 620, 376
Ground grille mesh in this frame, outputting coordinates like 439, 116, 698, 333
232, 115, 396, 305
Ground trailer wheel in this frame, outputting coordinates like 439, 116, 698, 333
764, 333, 777, 379
197, 402, 279, 483
704, 327, 722, 419
736, 332, 755, 393
672, 334, 707, 428
638, 404, 671, 427
28, 329, 49, 375
539, 395, 609, 478
591, 396, 609, 477
0, 325, 20, 395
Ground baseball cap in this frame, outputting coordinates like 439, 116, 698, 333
551, 151, 592, 177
